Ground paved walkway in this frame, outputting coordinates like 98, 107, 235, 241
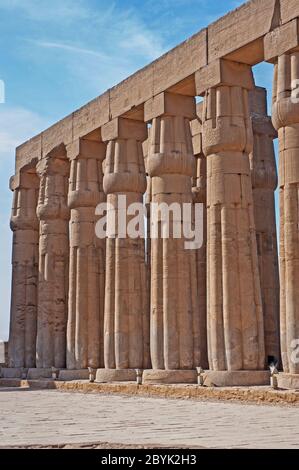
0, 388, 299, 448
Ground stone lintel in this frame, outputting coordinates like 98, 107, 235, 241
195, 59, 254, 96
264, 19, 299, 63
280, 0, 299, 25
101, 117, 147, 142
144, 92, 196, 122
142, 370, 197, 385
66, 138, 106, 161
202, 370, 271, 387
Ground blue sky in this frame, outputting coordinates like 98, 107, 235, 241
0, 0, 276, 340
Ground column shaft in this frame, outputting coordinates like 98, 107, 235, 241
272, 51, 299, 374
102, 118, 149, 372
67, 139, 106, 370
191, 104, 208, 369
8, 170, 39, 368
36, 145, 70, 369
249, 87, 280, 364
146, 92, 205, 371
203, 76, 265, 371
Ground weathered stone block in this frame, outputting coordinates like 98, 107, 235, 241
73, 92, 110, 141
195, 59, 254, 96
143, 370, 197, 384
264, 19, 299, 63
59, 369, 89, 381
280, 0, 299, 25
42, 115, 73, 158
144, 92, 196, 121
202, 370, 271, 387
95, 369, 137, 383
153, 29, 207, 96
208, 0, 277, 64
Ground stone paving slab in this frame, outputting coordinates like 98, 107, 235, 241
1, 388, 299, 449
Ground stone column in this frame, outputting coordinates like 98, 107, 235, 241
249, 87, 280, 366
190, 102, 208, 369
65, 138, 106, 377
198, 60, 268, 386
143, 92, 205, 384
96, 117, 149, 382
36, 144, 70, 370
8, 168, 39, 369
272, 51, 299, 383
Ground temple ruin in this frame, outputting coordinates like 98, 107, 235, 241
3, 0, 299, 390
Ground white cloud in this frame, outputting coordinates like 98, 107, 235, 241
26, 40, 109, 61
0, 0, 90, 23
0, 106, 49, 162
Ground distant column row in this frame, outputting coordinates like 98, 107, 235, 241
8, 65, 281, 385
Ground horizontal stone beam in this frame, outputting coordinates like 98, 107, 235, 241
264, 18, 299, 63
14, 0, 298, 175
280, 0, 299, 24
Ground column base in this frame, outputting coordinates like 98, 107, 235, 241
0, 367, 27, 379
59, 369, 89, 381
202, 370, 270, 387
27, 368, 53, 379
143, 369, 197, 384
276, 373, 299, 390
95, 369, 137, 383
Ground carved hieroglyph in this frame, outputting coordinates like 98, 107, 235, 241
272, 51, 299, 374
36, 145, 70, 369
102, 118, 150, 372
66, 139, 106, 370
145, 92, 205, 371
202, 63, 265, 371
8, 168, 39, 368
249, 87, 280, 364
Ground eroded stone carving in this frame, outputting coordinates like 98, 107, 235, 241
96, 118, 149, 382
66, 139, 106, 371
36, 145, 70, 369
249, 87, 280, 365
202, 63, 266, 372
144, 92, 206, 383
9, 168, 39, 368
272, 51, 299, 375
